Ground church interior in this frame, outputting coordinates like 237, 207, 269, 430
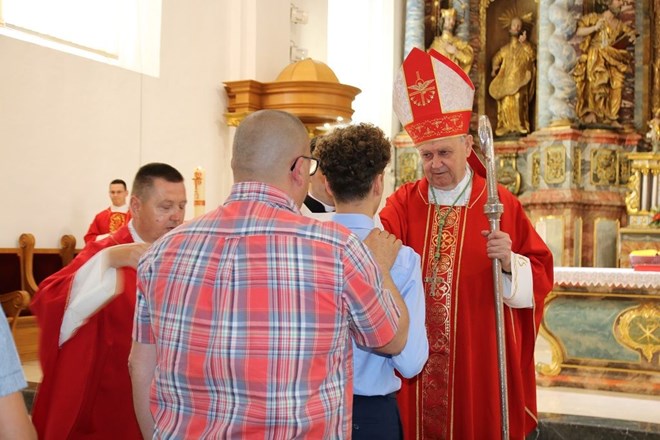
1, 0, 659, 437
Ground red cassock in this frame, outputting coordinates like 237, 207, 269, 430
84, 208, 131, 244
380, 172, 554, 440
31, 225, 142, 440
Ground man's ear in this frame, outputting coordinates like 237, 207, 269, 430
323, 178, 335, 199
373, 173, 384, 198
290, 157, 306, 188
129, 195, 140, 217
465, 134, 474, 157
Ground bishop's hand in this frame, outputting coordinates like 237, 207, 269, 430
481, 230, 512, 272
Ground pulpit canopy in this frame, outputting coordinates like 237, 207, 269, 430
224, 59, 361, 136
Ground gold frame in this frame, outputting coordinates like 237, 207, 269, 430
544, 145, 566, 184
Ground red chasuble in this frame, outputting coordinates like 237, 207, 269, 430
31, 225, 142, 440
84, 207, 131, 244
380, 172, 553, 440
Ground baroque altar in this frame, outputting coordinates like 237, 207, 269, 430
537, 267, 660, 394
395, 0, 660, 396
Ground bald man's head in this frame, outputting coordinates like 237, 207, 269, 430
232, 110, 310, 184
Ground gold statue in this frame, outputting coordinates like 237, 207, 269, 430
488, 15, 536, 137
625, 171, 640, 213
429, 8, 474, 74
573, 0, 637, 125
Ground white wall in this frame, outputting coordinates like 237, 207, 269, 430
0, 0, 290, 248
0, 0, 403, 248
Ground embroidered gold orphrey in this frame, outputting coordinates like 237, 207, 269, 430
421, 204, 462, 438
109, 212, 127, 233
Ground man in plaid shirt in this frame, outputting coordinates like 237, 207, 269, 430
129, 110, 409, 439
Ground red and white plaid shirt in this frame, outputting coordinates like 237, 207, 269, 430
134, 182, 400, 439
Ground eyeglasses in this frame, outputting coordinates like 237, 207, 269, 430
290, 155, 319, 176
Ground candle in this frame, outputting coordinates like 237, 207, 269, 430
193, 166, 206, 217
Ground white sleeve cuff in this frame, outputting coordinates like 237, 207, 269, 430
502, 252, 534, 309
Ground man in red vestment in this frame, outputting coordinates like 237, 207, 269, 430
381, 48, 554, 439
31, 163, 187, 440
84, 179, 132, 244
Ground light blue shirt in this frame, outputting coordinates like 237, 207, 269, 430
331, 213, 429, 396
0, 316, 27, 397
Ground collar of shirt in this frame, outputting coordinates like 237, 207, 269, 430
227, 181, 300, 213
127, 219, 145, 243
308, 193, 335, 212
110, 204, 129, 213
330, 213, 375, 240
427, 165, 473, 206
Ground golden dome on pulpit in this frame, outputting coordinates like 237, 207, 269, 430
275, 59, 339, 83
224, 58, 360, 135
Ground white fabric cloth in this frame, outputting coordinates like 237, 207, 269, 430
553, 267, 660, 290
59, 221, 144, 346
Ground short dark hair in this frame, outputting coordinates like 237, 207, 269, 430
131, 163, 184, 199
315, 124, 391, 204
110, 179, 127, 190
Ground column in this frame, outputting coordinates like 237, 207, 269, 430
404, 0, 425, 58
537, 0, 578, 128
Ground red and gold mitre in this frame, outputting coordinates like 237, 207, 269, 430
393, 47, 474, 145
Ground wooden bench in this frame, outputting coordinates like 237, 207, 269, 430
0, 233, 79, 362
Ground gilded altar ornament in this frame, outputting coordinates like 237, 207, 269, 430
647, 109, 660, 152
590, 149, 617, 185
428, 8, 474, 74
536, 312, 564, 377
544, 145, 566, 184
614, 303, 660, 363
496, 155, 522, 194
625, 170, 641, 213
397, 151, 421, 187
618, 152, 631, 185
532, 152, 541, 188
488, 11, 536, 137
572, 148, 582, 186
573, 0, 637, 126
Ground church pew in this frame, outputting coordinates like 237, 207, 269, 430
0, 233, 80, 362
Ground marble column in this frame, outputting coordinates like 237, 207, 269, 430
537, 0, 578, 128
453, 0, 469, 42
404, 0, 425, 58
